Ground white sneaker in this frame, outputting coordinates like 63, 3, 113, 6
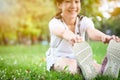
73, 41, 99, 80
103, 40, 120, 78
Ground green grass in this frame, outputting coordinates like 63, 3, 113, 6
0, 42, 119, 80
89, 41, 108, 63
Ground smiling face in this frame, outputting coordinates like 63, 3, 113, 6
58, 0, 81, 19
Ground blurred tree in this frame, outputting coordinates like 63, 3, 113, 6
81, 0, 103, 29
0, 0, 55, 45
1, 0, 119, 45
106, 14, 120, 36
81, 0, 120, 36
110, 7, 120, 16
0, 0, 19, 45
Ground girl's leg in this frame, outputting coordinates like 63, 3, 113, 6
53, 57, 79, 74
102, 40, 120, 78
73, 41, 100, 80
93, 60, 101, 73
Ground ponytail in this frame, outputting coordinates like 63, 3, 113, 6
55, 9, 62, 19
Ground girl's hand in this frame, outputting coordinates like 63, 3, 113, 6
111, 35, 120, 42
62, 30, 83, 45
102, 35, 120, 43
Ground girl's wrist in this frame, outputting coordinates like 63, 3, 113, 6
101, 34, 108, 43
101, 34, 112, 43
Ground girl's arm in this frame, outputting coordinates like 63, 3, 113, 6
52, 27, 83, 44
86, 27, 120, 43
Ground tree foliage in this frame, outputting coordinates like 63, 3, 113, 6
81, 0, 103, 29
0, 0, 120, 45
81, 0, 120, 36
0, 0, 55, 45
106, 14, 120, 36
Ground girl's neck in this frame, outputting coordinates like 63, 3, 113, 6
62, 15, 76, 26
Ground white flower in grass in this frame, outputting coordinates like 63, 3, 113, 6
16, 70, 19, 73
44, 67, 46, 71
0, 58, 3, 61
39, 63, 42, 67
38, 75, 41, 78
25, 69, 31, 74
19, 69, 22, 73
14, 60, 17, 65
3, 74, 6, 78
18, 72, 20, 76
2, 70, 5, 73
14, 78, 16, 80
12, 75, 14, 78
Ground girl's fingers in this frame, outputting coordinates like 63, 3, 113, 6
75, 35, 83, 43
107, 35, 120, 42
115, 36, 120, 42
102, 35, 112, 43
69, 39, 75, 46
111, 35, 116, 40
68, 35, 83, 45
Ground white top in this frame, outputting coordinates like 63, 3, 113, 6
46, 16, 94, 71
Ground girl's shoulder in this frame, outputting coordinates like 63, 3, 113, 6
49, 17, 65, 29
77, 15, 91, 21
49, 17, 61, 24
77, 15, 93, 24
79, 15, 94, 28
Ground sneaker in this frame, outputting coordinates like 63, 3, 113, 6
103, 40, 120, 78
73, 41, 99, 80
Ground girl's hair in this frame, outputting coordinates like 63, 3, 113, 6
53, 0, 81, 19
53, 0, 64, 19
54, 0, 63, 4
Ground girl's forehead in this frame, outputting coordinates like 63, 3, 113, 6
62, 0, 80, 2
63, 0, 80, 1
63, 0, 81, 3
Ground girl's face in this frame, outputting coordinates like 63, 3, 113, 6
58, 0, 81, 19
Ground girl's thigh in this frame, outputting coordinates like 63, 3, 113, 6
53, 57, 78, 74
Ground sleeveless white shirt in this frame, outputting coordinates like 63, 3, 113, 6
46, 16, 94, 71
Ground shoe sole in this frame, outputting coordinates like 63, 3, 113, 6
73, 42, 98, 80
103, 40, 120, 78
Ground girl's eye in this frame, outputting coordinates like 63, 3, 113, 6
64, 0, 80, 3
75, 0, 80, 3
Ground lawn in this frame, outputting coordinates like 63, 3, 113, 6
0, 42, 119, 80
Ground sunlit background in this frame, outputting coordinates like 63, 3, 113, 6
99, 0, 120, 19
0, 0, 120, 45
0, 0, 120, 79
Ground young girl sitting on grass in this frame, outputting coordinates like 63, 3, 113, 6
46, 0, 120, 79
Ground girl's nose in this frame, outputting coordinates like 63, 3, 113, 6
71, 2, 76, 8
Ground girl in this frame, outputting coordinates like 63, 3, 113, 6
46, 0, 120, 79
